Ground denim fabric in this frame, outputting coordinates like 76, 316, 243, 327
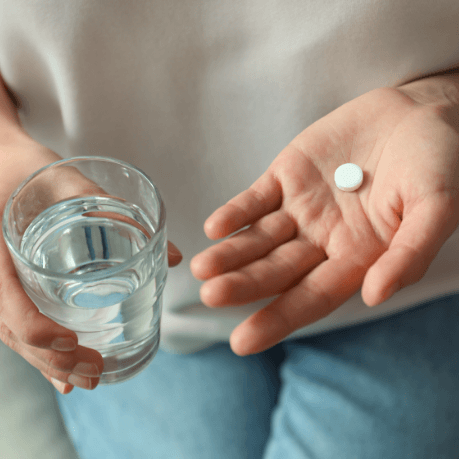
56, 293, 459, 458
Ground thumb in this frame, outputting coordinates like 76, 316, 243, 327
362, 194, 459, 307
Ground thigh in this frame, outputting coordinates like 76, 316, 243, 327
56, 343, 282, 459
264, 293, 459, 459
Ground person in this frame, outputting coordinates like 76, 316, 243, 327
0, 1, 459, 458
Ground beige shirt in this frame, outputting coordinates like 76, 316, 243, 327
1, 0, 458, 353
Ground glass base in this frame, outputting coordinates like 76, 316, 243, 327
97, 331, 159, 385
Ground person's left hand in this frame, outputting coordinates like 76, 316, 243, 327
191, 74, 459, 356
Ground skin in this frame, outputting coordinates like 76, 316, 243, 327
190, 69, 459, 357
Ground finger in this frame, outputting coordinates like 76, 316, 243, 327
191, 210, 296, 280
200, 238, 325, 306
0, 229, 94, 354
24, 341, 102, 390
168, 240, 183, 267
204, 171, 282, 240
0, 319, 101, 390
0, 316, 103, 373
0, 257, 79, 352
362, 194, 459, 307
229, 256, 367, 356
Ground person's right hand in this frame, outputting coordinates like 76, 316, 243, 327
0, 123, 182, 395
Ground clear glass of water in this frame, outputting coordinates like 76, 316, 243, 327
2, 156, 167, 385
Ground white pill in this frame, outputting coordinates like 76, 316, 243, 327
334, 163, 363, 192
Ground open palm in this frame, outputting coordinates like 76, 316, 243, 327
191, 85, 459, 356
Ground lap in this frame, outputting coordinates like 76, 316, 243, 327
56, 342, 283, 459
56, 293, 459, 459
265, 293, 459, 459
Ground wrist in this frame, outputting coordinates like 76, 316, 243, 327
396, 66, 459, 107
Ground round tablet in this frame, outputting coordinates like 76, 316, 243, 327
334, 163, 363, 192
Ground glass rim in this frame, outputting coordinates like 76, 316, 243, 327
2, 156, 166, 281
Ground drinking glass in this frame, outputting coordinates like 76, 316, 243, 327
2, 156, 167, 385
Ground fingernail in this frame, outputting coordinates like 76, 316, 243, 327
73, 362, 101, 377
50, 377, 66, 394
68, 374, 95, 390
51, 337, 77, 351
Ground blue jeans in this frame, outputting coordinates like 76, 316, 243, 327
55, 293, 459, 458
